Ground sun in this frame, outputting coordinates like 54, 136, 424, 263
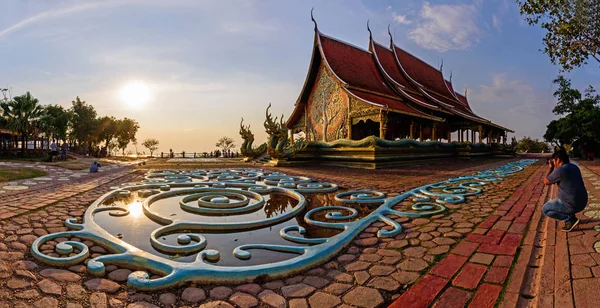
120, 81, 151, 107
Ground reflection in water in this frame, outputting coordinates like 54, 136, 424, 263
95, 187, 377, 266
264, 193, 295, 218
129, 201, 143, 218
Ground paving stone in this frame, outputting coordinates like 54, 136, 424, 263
281, 283, 315, 298
229, 292, 258, 308
210, 286, 233, 300
15, 289, 40, 299
263, 280, 285, 290
324, 283, 352, 295
289, 298, 308, 308
345, 261, 371, 272
397, 258, 429, 272
126, 302, 159, 308
33, 297, 59, 308
367, 276, 400, 291
452, 262, 487, 289
469, 283, 502, 308
198, 301, 234, 308
303, 276, 329, 288
107, 269, 132, 282
368, 265, 395, 276
66, 284, 87, 300
391, 270, 421, 285
90, 292, 108, 308
40, 268, 81, 282
84, 278, 121, 293
470, 253, 495, 265
355, 238, 378, 247
354, 271, 370, 285
342, 286, 384, 308
308, 291, 341, 308
432, 287, 472, 308
181, 287, 206, 303
38, 279, 62, 295
236, 283, 262, 295
258, 290, 286, 308
327, 270, 353, 283
402, 247, 427, 258
158, 293, 177, 306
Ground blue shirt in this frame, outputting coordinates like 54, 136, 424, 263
547, 163, 588, 211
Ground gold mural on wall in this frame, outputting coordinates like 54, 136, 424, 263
307, 65, 348, 142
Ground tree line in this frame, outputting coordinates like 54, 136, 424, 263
0, 91, 139, 157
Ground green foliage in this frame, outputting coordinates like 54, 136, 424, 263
41, 105, 70, 141
515, 136, 550, 153
0, 92, 44, 154
69, 97, 98, 148
142, 138, 160, 157
116, 118, 140, 155
543, 76, 600, 154
517, 0, 600, 71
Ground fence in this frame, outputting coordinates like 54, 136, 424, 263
160, 152, 241, 159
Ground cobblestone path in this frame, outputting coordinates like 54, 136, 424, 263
0, 158, 543, 308
0, 162, 130, 220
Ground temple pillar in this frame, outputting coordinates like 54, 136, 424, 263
471, 130, 475, 143
379, 111, 388, 139
503, 134, 507, 145
347, 118, 352, 140
289, 130, 294, 144
447, 130, 452, 142
431, 124, 437, 141
478, 126, 483, 144
487, 130, 492, 144
419, 124, 423, 142
409, 121, 415, 139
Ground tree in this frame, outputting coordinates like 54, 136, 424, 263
116, 118, 139, 155
41, 105, 70, 141
69, 97, 98, 152
142, 138, 159, 157
96, 116, 118, 156
0, 91, 43, 156
516, 136, 550, 153
216, 136, 235, 153
517, 0, 600, 71
544, 76, 600, 156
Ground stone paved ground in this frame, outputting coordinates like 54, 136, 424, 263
506, 160, 600, 308
0, 157, 547, 308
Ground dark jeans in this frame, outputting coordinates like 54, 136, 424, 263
542, 198, 579, 222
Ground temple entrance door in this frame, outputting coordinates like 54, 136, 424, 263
351, 120, 380, 140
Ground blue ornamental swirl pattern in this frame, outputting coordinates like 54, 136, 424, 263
31, 160, 535, 290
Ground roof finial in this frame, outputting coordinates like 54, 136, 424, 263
450, 70, 453, 83
311, 8, 318, 32
367, 20, 372, 40
387, 24, 394, 47
440, 58, 444, 72
464, 86, 468, 98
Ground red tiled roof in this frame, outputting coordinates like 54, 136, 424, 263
393, 46, 450, 95
319, 34, 397, 97
371, 42, 442, 111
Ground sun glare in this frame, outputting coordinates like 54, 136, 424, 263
120, 81, 151, 107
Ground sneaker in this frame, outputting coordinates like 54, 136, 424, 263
561, 218, 580, 232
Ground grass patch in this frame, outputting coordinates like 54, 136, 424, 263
0, 168, 47, 182
50, 162, 90, 170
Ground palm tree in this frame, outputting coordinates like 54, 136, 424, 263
0, 92, 43, 156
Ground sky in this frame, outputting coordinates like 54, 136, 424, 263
1, 0, 598, 154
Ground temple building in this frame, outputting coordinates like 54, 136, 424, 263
286, 19, 512, 145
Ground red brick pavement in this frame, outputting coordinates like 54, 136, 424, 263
390, 162, 547, 308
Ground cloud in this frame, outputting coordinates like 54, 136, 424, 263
492, 14, 502, 32
469, 73, 556, 138
408, 2, 481, 52
392, 13, 411, 25
0, 1, 122, 38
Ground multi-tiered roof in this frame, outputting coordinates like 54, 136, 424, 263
287, 19, 511, 133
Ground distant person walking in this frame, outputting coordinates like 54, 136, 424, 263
61, 141, 69, 161
542, 148, 588, 232
50, 139, 58, 162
